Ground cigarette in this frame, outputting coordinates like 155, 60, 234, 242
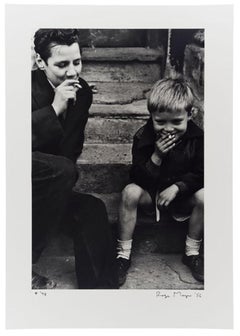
74, 83, 82, 89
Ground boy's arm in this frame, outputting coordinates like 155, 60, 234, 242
174, 137, 204, 196
32, 79, 92, 163
58, 80, 92, 162
32, 104, 64, 151
130, 135, 162, 190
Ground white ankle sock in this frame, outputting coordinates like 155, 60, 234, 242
185, 235, 202, 256
117, 239, 132, 260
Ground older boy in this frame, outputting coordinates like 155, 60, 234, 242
117, 77, 204, 286
32, 29, 118, 289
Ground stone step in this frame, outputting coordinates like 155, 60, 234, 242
81, 47, 165, 62
85, 118, 146, 144
89, 99, 149, 118
81, 62, 162, 83
76, 144, 131, 193
79, 144, 132, 164
75, 163, 130, 193
89, 82, 152, 104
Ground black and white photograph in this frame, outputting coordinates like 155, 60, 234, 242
5, 4, 234, 330
31, 28, 204, 290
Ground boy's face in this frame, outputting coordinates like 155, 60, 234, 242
152, 109, 191, 141
38, 42, 82, 87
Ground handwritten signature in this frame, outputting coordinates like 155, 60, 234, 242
156, 291, 202, 299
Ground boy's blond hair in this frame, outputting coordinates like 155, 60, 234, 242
147, 77, 195, 115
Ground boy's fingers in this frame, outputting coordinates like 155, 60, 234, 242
162, 141, 176, 152
61, 79, 80, 87
157, 135, 176, 146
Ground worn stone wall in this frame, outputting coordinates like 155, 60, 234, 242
166, 29, 204, 129
184, 43, 204, 129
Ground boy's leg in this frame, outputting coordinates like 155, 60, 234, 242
182, 188, 204, 282
188, 189, 204, 241
117, 183, 153, 286
32, 151, 77, 289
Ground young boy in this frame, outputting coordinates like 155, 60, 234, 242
32, 29, 118, 289
116, 77, 204, 286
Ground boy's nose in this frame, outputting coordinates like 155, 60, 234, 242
66, 65, 77, 77
164, 125, 174, 133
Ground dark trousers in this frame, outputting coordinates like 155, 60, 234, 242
32, 151, 118, 289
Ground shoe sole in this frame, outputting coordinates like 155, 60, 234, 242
117, 261, 131, 287
191, 271, 204, 282
182, 258, 204, 283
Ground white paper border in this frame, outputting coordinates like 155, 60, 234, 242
5, 4, 233, 329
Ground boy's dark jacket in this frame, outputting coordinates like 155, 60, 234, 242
32, 69, 92, 163
130, 118, 204, 198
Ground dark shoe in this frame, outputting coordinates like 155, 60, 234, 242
182, 254, 204, 282
116, 258, 131, 287
32, 271, 57, 289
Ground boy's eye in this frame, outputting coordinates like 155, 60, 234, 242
56, 62, 68, 68
172, 119, 184, 125
74, 60, 81, 66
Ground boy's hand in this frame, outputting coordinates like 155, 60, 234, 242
151, 134, 176, 166
155, 133, 176, 157
157, 184, 179, 208
52, 79, 81, 116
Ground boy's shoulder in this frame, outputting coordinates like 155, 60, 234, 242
186, 120, 204, 138
134, 118, 154, 140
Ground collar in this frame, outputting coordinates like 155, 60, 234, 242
137, 118, 203, 149
32, 69, 55, 108
47, 78, 56, 90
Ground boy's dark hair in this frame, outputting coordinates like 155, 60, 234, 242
147, 77, 195, 114
34, 29, 80, 63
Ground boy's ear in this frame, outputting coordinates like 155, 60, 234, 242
188, 107, 198, 120
35, 53, 46, 70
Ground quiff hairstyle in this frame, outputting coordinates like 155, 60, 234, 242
147, 77, 195, 115
34, 29, 80, 64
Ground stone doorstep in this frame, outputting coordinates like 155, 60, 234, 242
78, 144, 132, 164
89, 100, 149, 117
77, 144, 132, 193
88, 82, 152, 105
75, 163, 130, 194
85, 118, 147, 144
81, 62, 162, 83
81, 47, 165, 62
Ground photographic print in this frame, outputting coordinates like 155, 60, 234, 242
31, 28, 205, 291
6, 5, 233, 329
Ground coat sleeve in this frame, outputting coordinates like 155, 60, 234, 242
60, 87, 92, 163
129, 134, 162, 190
175, 137, 204, 196
32, 104, 64, 151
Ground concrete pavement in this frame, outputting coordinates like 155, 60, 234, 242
33, 225, 204, 290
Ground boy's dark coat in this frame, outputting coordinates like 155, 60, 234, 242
130, 118, 204, 199
32, 69, 92, 162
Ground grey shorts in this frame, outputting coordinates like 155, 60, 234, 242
154, 191, 193, 222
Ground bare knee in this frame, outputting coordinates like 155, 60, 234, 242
192, 188, 204, 208
121, 183, 145, 208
